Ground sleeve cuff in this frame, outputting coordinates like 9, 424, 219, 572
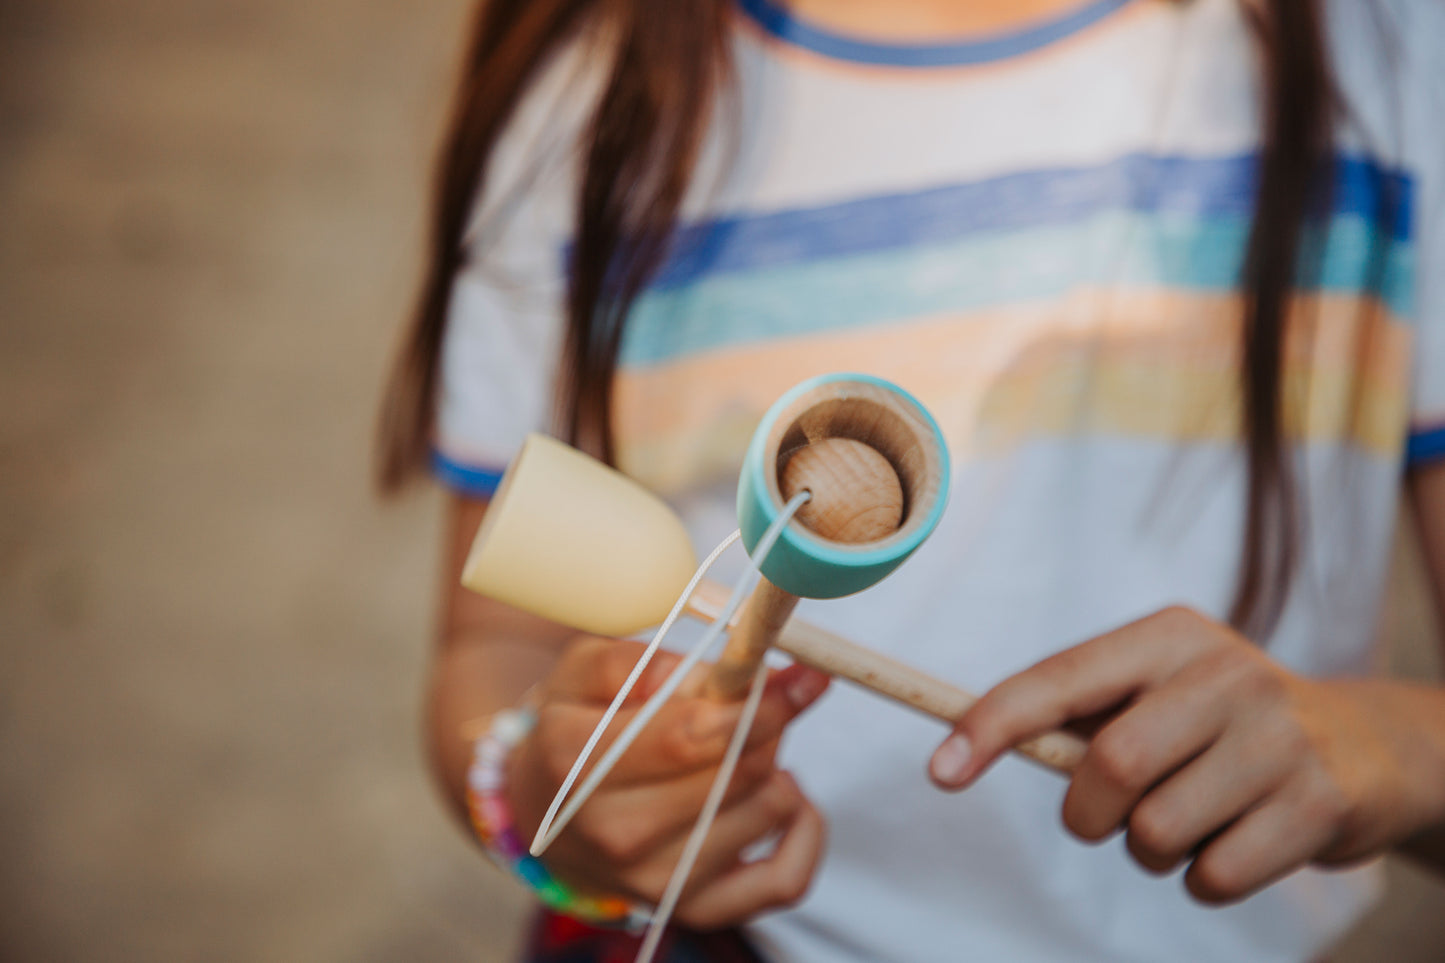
431, 448, 507, 498
1407, 425, 1445, 467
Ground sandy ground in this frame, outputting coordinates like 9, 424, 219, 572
1, 1, 1443, 960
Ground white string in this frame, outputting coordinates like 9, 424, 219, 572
635, 659, 769, 963
633, 492, 811, 962
531, 492, 809, 858
529, 529, 741, 857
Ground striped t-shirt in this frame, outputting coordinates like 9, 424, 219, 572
433, 1, 1445, 960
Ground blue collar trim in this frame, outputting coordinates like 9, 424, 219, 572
738, 0, 1135, 68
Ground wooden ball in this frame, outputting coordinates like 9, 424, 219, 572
780, 437, 904, 543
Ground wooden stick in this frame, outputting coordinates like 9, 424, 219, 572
705, 579, 800, 700
688, 579, 1087, 775
703, 431, 906, 701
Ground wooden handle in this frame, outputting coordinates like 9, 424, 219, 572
707, 428, 905, 700
703, 578, 800, 700
688, 579, 1087, 775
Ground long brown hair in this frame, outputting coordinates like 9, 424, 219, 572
379, 0, 1336, 640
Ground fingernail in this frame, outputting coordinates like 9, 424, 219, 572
786, 670, 828, 709
930, 734, 973, 788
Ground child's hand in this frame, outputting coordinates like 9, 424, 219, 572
928, 606, 1445, 904
508, 635, 831, 928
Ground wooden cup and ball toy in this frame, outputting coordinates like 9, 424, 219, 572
460, 373, 1087, 774
705, 373, 948, 698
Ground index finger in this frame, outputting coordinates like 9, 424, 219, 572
930, 606, 1214, 789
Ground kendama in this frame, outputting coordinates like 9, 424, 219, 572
462, 373, 1086, 773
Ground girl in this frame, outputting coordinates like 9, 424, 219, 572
379, 0, 1445, 960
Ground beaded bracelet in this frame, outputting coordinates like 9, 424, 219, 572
465, 705, 652, 932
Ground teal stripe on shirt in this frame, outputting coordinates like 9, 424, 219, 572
621, 211, 1413, 368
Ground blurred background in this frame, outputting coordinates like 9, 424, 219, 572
1, 0, 1443, 960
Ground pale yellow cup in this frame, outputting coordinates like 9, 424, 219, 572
460, 434, 698, 637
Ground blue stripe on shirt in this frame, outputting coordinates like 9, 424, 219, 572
648, 154, 1412, 291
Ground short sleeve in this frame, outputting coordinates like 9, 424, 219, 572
431, 41, 598, 497
1387, 2, 1445, 466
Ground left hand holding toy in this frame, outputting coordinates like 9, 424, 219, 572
929, 606, 1445, 903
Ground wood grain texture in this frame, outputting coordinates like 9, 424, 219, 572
689, 580, 1089, 774
703, 579, 800, 700
706, 378, 943, 702
781, 437, 904, 543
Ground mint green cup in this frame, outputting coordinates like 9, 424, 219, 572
737, 373, 950, 599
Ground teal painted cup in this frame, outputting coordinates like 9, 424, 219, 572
737, 373, 950, 599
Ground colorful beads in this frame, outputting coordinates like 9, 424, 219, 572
465, 706, 651, 932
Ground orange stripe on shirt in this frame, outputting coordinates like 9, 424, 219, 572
613, 290, 1409, 493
